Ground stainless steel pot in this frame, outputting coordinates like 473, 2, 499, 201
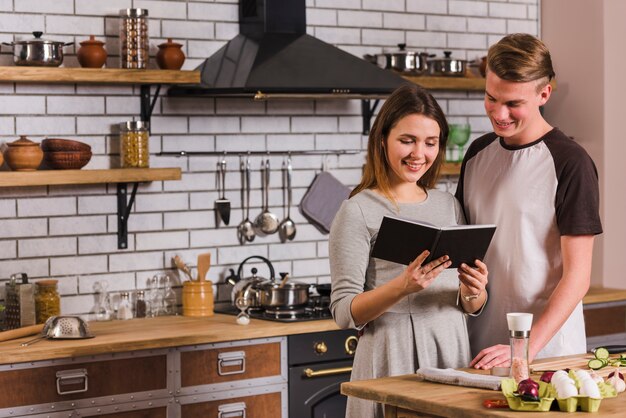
3, 31, 73, 67
257, 273, 309, 308
364, 43, 434, 75
428, 51, 468, 77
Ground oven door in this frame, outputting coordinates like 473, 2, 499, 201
289, 359, 353, 418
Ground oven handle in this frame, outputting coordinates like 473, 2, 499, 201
303, 366, 352, 378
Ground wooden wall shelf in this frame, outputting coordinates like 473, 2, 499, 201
0, 66, 200, 85
402, 75, 486, 91
0, 168, 181, 188
440, 162, 461, 176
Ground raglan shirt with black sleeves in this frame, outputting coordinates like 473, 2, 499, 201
455, 128, 602, 359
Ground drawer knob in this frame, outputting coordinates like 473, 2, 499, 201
314, 342, 328, 354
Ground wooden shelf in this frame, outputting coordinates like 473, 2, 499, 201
402, 75, 486, 91
0, 168, 181, 187
440, 162, 461, 176
0, 66, 200, 84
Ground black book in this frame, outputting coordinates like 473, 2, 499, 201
371, 215, 497, 268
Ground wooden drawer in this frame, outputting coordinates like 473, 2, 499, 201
181, 341, 281, 387
0, 354, 167, 409
181, 392, 281, 418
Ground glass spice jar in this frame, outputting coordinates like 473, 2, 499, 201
119, 8, 149, 69
120, 120, 149, 168
35, 280, 60, 324
135, 290, 147, 318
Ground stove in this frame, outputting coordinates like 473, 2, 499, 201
214, 295, 332, 322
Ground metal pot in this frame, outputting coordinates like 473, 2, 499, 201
364, 43, 434, 75
2, 31, 73, 67
257, 273, 310, 308
428, 51, 468, 77
230, 255, 276, 309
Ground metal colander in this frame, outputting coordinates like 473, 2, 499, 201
21, 316, 94, 347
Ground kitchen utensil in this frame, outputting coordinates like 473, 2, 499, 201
173, 255, 194, 281
591, 345, 626, 354
77, 35, 107, 68
254, 159, 279, 235
4, 273, 36, 329
21, 315, 94, 347
230, 255, 276, 308
237, 158, 256, 244
215, 157, 231, 226
197, 252, 211, 282
277, 272, 290, 289
0, 324, 44, 343
428, 51, 468, 77
257, 276, 309, 308
2, 31, 73, 67
364, 43, 434, 75
3, 136, 44, 171
278, 158, 296, 242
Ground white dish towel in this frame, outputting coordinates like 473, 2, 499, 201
416, 367, 503, 391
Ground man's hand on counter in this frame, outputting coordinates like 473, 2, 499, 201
470, 344, 511, 369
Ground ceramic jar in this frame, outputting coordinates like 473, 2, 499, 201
156, 38, 185, 70
4, 135, 44, 171
77, 35, 107, 68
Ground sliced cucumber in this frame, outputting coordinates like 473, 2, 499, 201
588, 358, 606, 370
595, 347, 610, 360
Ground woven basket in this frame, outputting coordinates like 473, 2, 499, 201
42, 138, 91, 153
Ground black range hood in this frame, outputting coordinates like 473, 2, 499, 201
168, 0, 408, 99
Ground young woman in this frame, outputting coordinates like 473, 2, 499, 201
329, 84, 488, 418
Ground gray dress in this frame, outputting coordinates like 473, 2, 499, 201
329, 189, 473, 418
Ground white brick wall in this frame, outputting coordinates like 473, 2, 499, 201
0, 0, 539, 317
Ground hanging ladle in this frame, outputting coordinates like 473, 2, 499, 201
279, 157, 296, 242
237, 157, 255, 244
254, 159, 279, 236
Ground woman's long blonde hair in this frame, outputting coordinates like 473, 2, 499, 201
350, 84, 449, 202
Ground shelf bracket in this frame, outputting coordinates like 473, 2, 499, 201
140, 84, 162, 129
117, 182, 139, 250
361, 99, 380, 135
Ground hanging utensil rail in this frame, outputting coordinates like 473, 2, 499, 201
157, 149, 362, 156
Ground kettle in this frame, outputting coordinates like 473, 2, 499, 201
229, 256, 276, 308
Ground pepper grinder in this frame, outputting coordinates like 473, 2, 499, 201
507, 312, 533, 384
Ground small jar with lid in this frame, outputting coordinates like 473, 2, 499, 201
120, 121, 149, 168
135, 290, 147, 318
35, 280, 60, 324
117, 292, 133, 320
119, 8, 149, 69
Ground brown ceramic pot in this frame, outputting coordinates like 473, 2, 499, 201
156, 38, 185, 70
4, 135, 44, 171
77, 35, 107, 68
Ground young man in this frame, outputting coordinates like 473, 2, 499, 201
455, 33, 602, 369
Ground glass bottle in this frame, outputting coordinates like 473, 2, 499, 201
162, 275, 177, 315
135, 290, 147, 318
35, 280, 60, 324
507, 312, 533, 384
119, 8, 149, 69
117, 292, 133, 320
120, 121, 149, 168
93, 281, 112, 321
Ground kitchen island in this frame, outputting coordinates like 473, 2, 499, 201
341, 355, 626, 417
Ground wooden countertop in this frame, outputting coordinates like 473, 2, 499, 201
342, 355, 626, 417
584, 286, 626, 305
0, 314, 339, 365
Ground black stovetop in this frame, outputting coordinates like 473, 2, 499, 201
214, 295, 332, 322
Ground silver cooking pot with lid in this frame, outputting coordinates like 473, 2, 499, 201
364, 43, 434, 75
428, 51, 468, 77
2, 31, 74, 67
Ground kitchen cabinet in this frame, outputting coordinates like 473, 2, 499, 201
0, 336, 287, 418
0, 66, 197, 249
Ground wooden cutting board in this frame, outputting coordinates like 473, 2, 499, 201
531, 353, 617, 378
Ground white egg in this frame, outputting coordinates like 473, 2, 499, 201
579, 379, 601, 398
575, 369, 592, 381
552, 370, 570, 382
556, 382, 578, 399
553, 376, 575, 387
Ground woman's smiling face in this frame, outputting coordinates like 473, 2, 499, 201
384, 113, 441, 187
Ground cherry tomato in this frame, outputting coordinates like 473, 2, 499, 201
483, 398, 509, 409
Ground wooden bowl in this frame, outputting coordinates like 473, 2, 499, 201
41, 138, 91, 153
43, 150, 92, 170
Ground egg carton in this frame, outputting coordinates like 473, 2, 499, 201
501, 378, 554, 412
551, 370, 617, 412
